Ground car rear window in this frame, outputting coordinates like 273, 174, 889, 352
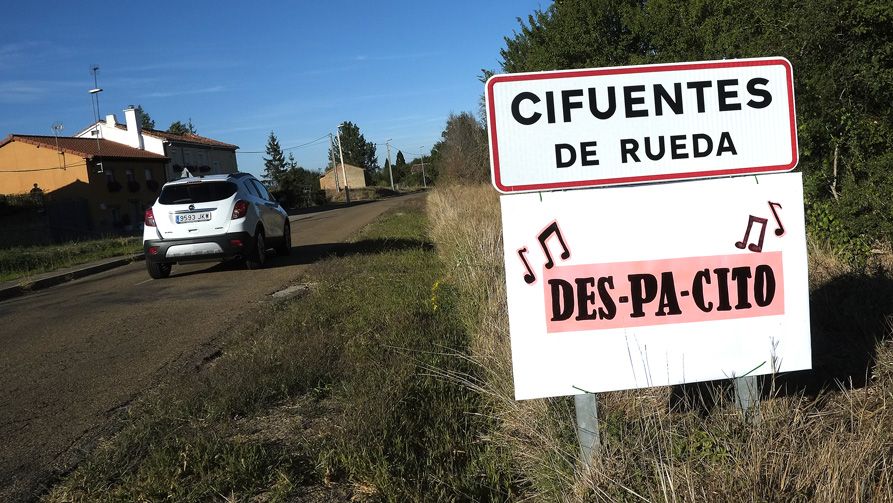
158, 181, 237, 204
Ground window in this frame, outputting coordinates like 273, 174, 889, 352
159, 181, 238, 204
105, 169, 121, 192
145, 168, 159, 192
250, 180, 272, 201
125, 169, 139, 192
244, 180, 261, 198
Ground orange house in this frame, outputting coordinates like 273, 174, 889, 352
0, 134, 168, 233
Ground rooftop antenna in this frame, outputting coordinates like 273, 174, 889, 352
88, 64, 104, 173
51, 122, 65, 170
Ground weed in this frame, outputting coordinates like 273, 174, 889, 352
0, 236, 140, 283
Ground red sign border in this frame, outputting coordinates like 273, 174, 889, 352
486, 58, 798, 194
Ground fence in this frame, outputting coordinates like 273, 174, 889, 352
0, 195, 94, 248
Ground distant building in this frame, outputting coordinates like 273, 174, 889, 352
76, 106, 239, 181
319, 163, 366, 192
0, 134, 168, 233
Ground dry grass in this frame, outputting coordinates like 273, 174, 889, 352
429, 185, 578, 499
428, 183, 893, 502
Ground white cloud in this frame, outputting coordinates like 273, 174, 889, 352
142, 86, 225, 98
0, 79, 84, 103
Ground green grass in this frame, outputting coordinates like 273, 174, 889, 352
45, 198, 517, 502
0, 237, 141, 283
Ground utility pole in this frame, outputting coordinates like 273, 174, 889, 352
329, 133, 340, 191
419, 147, 427, 189
337, 125, 351, 203
386, 139, 394, 190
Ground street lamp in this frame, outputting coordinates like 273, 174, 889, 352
88, 66, 104, 173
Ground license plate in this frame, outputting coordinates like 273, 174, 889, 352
176, 212, 211, 223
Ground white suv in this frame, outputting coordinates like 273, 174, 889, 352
143, 173, 291, 279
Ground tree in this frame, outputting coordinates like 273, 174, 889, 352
135, 105, 155, 130
382, 157, 392, 187
274, 152, 322, 209
400, 151, 437, 187
262, 131, 287, 187
328, 121, 379, 184
394, 150, 408, 184
498, 0, 893, 251
433, 112, 489, 184
167, 118, 197, 135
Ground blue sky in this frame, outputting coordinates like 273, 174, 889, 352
1, 1, 548, 178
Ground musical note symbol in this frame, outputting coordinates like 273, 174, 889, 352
735, 215, 769, 252
768, 201, 784, 237
538, 221, 571, 269
518, 247, 536, 284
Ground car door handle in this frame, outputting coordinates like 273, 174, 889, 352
264, 202, 276, 207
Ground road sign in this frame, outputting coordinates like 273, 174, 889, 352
501, 173, 810, 400
486, 58, 797, 193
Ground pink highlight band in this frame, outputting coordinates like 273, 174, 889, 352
543, 252, 784, 333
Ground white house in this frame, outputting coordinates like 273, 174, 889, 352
76, 106, 239, 181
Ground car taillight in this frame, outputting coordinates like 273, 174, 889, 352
145, 208, 156, 227
232, 200, 249, 219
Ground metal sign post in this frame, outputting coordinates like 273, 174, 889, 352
734, 374, 760, 423
574, 393, 600, 465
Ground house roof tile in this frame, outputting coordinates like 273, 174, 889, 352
110, 124, 239, 149
0, 135, 169, 161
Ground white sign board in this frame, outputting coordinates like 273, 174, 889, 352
501, 173, 810, 400
487, 58, 797, 193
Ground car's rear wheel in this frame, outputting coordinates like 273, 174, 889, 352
276, 221, 292, 256
246, 229, 267, 269
147, 261, 172, 279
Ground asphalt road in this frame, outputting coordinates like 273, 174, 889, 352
0, 193, 424, 502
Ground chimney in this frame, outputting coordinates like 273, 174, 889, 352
123, 106, 144, 150
105, 114, 117, 126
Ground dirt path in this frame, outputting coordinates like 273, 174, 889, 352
0, 193, 424, 502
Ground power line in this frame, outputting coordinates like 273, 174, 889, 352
0, 158, 88, 173
391, 144, 429, 159
237, 133, 330, 154
0, 166, 72, 173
